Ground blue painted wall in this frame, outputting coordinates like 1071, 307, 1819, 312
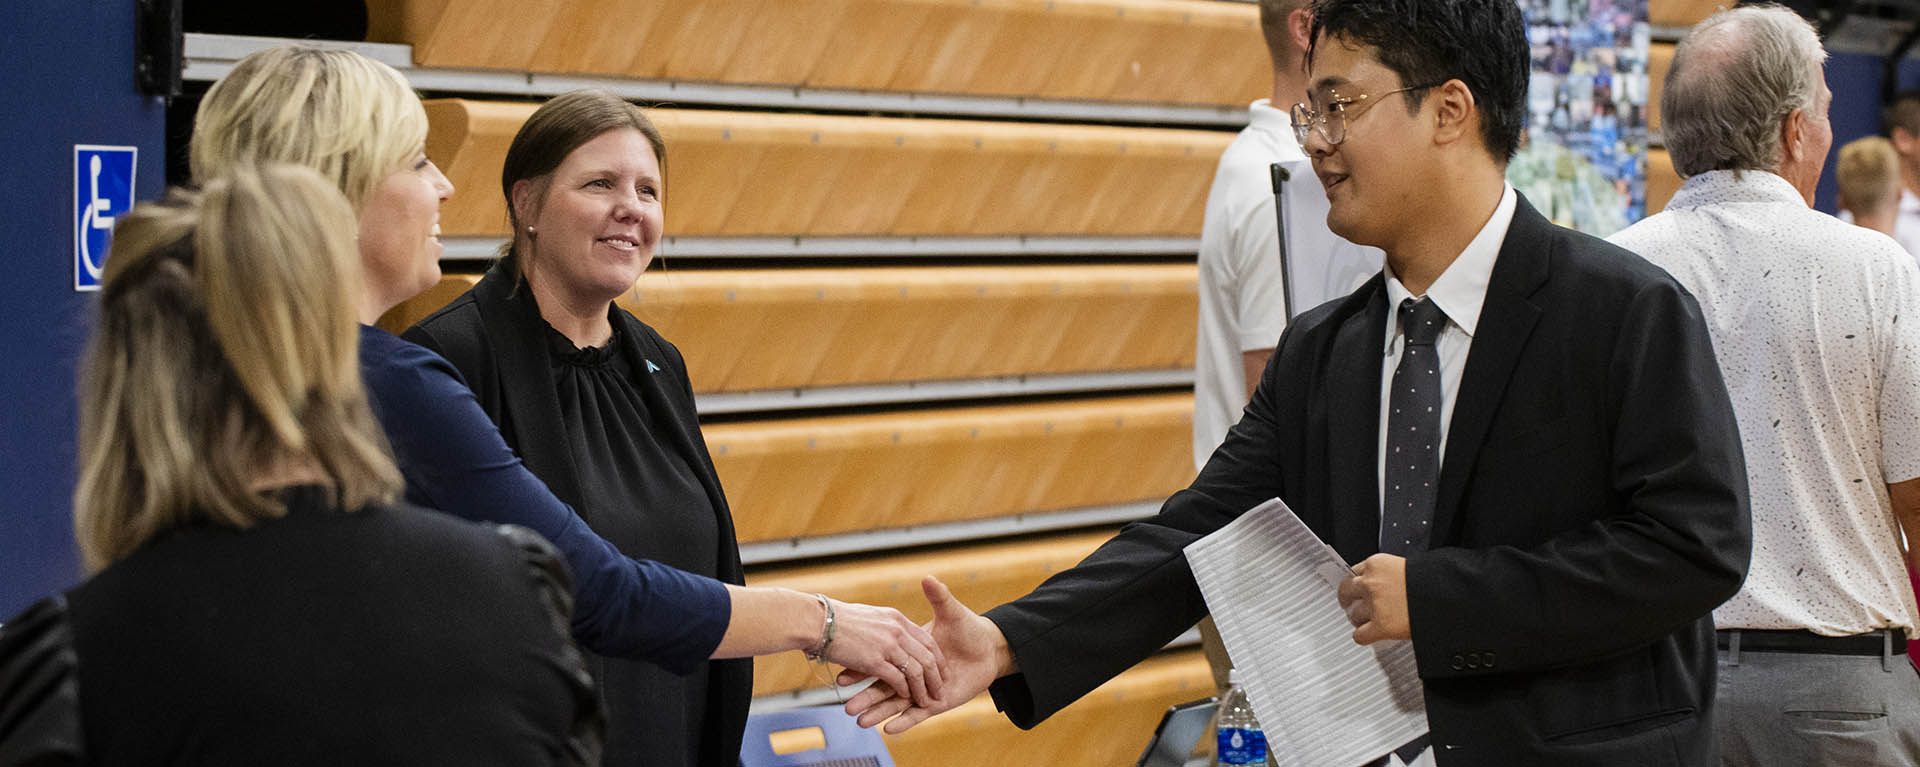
1817, 51, 1920, 214
1, 2, 167, 616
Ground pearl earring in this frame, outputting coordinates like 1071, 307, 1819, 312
526, 225, 537, 236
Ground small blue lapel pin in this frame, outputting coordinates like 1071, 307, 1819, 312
645, 360, 661, 373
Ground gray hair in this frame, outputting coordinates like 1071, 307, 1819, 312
1663, 4, 1827, 178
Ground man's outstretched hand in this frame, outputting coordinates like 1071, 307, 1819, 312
841, 575, 1017, 734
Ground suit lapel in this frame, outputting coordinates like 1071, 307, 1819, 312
1325, 277, 1389, 565
1430, 197, 1553, 544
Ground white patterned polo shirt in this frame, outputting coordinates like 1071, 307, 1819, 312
1611, 169, 1920, 634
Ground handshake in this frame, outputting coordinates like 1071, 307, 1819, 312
812, 553, 1412, 733
808, 576, 1013, 734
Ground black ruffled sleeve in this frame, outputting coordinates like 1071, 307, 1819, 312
0, 596, 83, 766
491, 524, 606, 767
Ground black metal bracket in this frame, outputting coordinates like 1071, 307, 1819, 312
1885, 22, 1920, 110
135, 0, 183, 98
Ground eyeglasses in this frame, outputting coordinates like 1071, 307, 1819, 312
1290, 82, 1442, 147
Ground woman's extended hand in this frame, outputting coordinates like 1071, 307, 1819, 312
839, 576, 1015, 733
822, 598, 948, 708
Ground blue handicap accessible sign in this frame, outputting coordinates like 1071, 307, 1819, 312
74, 145, 137, 292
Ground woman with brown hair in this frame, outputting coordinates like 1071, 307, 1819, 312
405, 89, 938, 767
0, 164, 600, 765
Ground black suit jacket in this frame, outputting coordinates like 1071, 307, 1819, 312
404, 261, 751, 767
0, 486, 603, 766
984, 197, 1751, 766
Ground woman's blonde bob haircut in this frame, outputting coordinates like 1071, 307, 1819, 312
74, 164, 402, 571
190, 45, 426, 210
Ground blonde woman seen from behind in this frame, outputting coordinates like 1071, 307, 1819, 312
0, 165, 601, 766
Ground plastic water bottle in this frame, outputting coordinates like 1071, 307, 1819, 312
1212, 670, 1268, 767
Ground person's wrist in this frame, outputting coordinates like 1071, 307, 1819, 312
986, 617, 1019, 676
803, 593, 836, 661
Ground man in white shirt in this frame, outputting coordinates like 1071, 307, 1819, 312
1192, 0, 1382, 470
1884, 90, 1920, 256
1836, 136, 1905, 237
1610, 8, 1920, 765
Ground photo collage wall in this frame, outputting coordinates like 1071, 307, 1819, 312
1509, 0, 1651, 235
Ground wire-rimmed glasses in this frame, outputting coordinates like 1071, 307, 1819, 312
1290, 82, 1443, 146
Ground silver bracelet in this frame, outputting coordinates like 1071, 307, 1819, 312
805, 593, 836, 661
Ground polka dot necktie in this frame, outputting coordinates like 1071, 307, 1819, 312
1382, 297, 1448, 556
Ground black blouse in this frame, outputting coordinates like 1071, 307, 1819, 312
403, 262, 753, 767
547, 324, 717, 767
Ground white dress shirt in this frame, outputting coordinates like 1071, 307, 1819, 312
1897, 188, 1920, 259
1376, 184, 1518, 515
1839, 187, 1920, 260
1610, 169, 1920, 634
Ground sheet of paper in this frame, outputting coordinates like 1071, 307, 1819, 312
1184, 498, 1428, 767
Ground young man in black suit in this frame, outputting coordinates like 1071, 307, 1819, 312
845, 0, 1752, 763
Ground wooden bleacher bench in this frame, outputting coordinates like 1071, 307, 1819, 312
883, 648, 1214, 767
423, 100, 1232, 237
1647, 43, 1674, 136
369, 0, 1266, 107
382, 265, 1197, 393
1647, 149, 1680, 214
746, 528, 1117, 696
1649, 0, 1721, 28
709, 392, 1194, 543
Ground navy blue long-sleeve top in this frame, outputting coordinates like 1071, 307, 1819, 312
358, 325, 729, 673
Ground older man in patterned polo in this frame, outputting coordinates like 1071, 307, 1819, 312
1609, 6, 1920, 765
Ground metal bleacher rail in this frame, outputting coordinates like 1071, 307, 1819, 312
182, 32, 1224, 259
182, 32, 1249, 128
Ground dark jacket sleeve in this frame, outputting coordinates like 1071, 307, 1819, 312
0, 596, 83, 766
491, 524, 607, 767
363, 329, 732, 672
1405, 276, 1750, 679
981, 313, 1304, 728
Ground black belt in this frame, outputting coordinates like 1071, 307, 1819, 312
1715, 628, 1908, 657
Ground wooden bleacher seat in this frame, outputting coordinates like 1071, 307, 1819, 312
628, 265, 1195, 392
1647, 149, 1681, 214
369, 0, 1267, 107
708, 392, 1194, 543
1649, 0, 1721, 29
423, 100, 1230, 238
381, 264, 1198, 392
747, 528, 1117, 696
882, 648, 1214, 767
1648, 42, 1673, 136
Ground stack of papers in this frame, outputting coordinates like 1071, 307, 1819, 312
1184, 498, 1429, 767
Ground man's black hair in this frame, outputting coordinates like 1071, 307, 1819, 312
1307, 0, 1530, 162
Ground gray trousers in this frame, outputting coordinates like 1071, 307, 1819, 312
1717, 636, 1920, 766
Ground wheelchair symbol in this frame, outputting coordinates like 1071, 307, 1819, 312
74, 145, 135, 292
79, 155, 115, 282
